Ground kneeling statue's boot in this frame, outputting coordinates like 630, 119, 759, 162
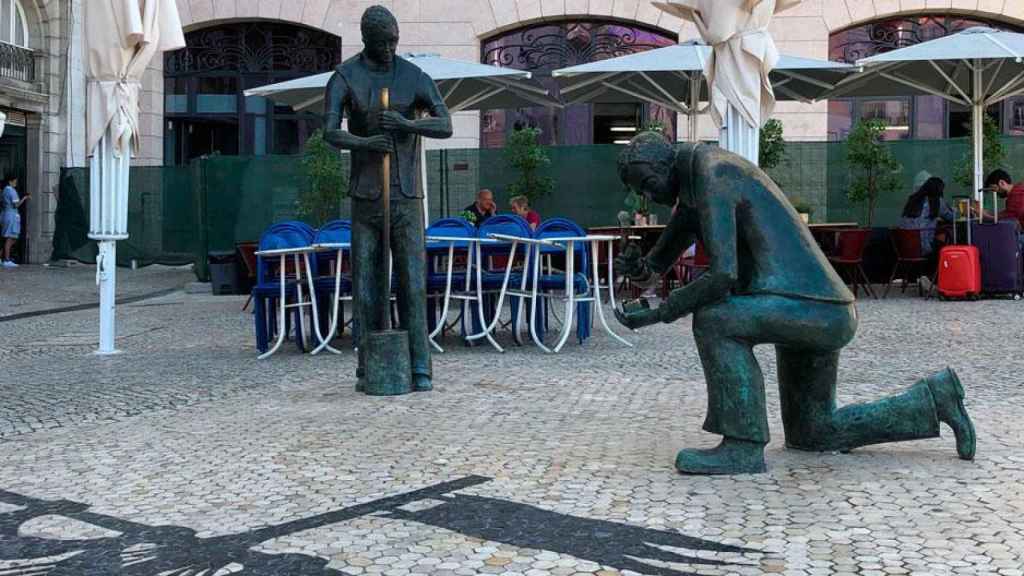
413, 375, 433, 392
925, 367, 975, 460
675, 438, 767, 476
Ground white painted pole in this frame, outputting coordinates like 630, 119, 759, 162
97, 241, 117, 354
89, 126, 131, 356
720, 103, 760, 165
973, 59, 985, 204
688, 72, 700, 142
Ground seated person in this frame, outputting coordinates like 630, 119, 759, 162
899, 176, 954, 256
464, 188, 497, 227
985, 169, 1024, 228
509, 195, 541, 230
614, 132, 974, 475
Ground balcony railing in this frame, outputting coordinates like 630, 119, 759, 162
0, 42, 35, 83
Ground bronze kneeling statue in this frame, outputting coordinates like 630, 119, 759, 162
615, 133, 975, 475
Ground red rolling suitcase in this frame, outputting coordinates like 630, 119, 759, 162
937, 196, 981, 300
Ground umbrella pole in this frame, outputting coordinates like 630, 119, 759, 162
721, 103, 760, 166
89, 128, 129, 356
97, 241, 117, 354
688, 72, 701, 143
973, 59, 985, 204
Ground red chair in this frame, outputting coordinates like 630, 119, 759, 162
885, 229, 932, 298
674, 241, 710, 287
828, 228, 876, 299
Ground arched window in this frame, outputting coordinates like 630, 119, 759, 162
163, 21, 341, 165
0, 0, 28, 47
829, 15, 1024, 141
480, 20, 678, 147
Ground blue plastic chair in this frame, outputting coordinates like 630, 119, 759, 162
312, 220, 353, 353
532, 218, 593, 349
253, 222, 316, 357
425, 218, 478, 349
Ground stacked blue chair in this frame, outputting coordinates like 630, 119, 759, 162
253, 221, 317, 355
313, 220, 353, 347
475, 214, 535, 348
532, 218, 592, 346
425, 217, 477, 347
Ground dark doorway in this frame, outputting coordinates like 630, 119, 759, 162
0, 123, 27, 263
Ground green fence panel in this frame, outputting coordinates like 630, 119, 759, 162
52, 136, 1024, 277
53, 165, 194, 266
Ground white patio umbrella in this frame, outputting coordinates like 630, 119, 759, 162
551, 40, 855, 143
245, 53, 561, 226
652, 0, 804, 163
85, 0, 185, 354
825, 26, 1024, 202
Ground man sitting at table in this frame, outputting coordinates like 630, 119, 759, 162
614, 132, 975, 475
464, 189, 497, 227
985, 169, 1024, 228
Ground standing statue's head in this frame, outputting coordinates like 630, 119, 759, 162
361, 5, 399, 69
618, 132, 680, 207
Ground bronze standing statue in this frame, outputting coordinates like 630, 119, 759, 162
323, 5, 453, 393
615, 133, 976, 475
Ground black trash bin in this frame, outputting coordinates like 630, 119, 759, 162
208, 251, 240, 295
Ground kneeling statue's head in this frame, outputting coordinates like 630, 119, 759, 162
618, 132, 679, 207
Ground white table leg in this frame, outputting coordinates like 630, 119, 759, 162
428, 243, 456, 353
312, 249, 344, 356
593, 239, 633, 348
553, 242, 577, 353
259, 255, 289, 360
465, 241, 504, 352
529, 243, 552, 353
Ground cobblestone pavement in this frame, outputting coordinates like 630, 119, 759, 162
0, 288, 1022, 575
0, 263, 194, 318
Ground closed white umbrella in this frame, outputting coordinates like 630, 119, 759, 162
245, 53, 562, 226
825, 26, 1024, 202
85, 0, 185, 354
552, 40, 854, 142
652, 0, 803, 163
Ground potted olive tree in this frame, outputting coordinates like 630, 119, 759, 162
846, 119, 902, 227
298, 129, 347, 225
505, 126, 553, 204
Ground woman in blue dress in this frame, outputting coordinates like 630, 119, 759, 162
2, 174, 29, 268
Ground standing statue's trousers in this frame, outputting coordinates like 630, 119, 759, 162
692, 294, 941, 450
352, 197, 431, 380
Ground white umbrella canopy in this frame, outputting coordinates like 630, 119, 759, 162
825, 26, 1024, 199
244, 53, 560, 113
85, 0, 185, 355
551, 41, 855, 140
652, 0, 803, 163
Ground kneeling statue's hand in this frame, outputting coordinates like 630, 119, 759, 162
615, 242, 652, 282
615, 298, 661, 330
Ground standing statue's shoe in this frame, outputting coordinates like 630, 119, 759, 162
675, 438, 767, 475
413, 375, 433, 392
926, 367, 976, 461
356, 377, 367, 393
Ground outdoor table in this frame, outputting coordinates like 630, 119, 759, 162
254, 245, 321, 360
426, 235, 505, 353
309, 242, 351, 356
808, 222, 858, 255
490, 233, 634, 353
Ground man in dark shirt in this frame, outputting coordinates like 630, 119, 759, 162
464, 189, 496, 227
323, 6, 452, 392
615, 132, 975, 475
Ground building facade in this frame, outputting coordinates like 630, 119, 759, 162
8, 1, 1024, 261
